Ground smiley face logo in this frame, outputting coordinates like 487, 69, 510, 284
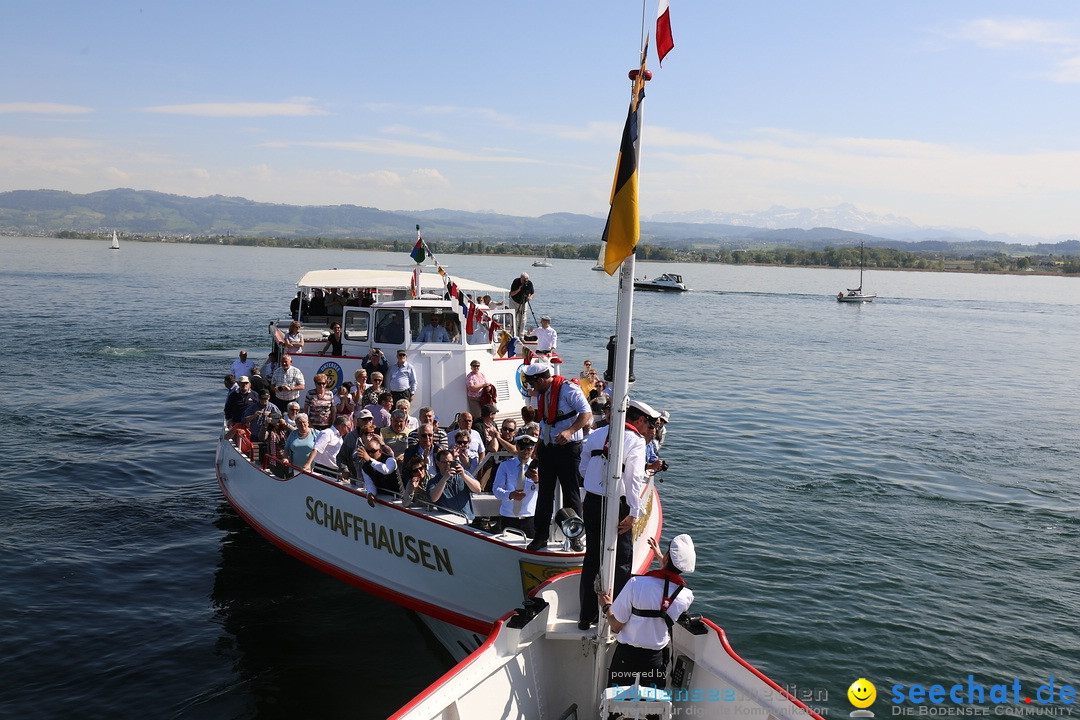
848, 678, 877, 709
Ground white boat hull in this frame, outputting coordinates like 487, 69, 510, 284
837, 292, 876, 303
392, 573, 824, 720
215, 435, 662, 636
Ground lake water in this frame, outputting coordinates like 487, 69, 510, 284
1, 237, 1077, 719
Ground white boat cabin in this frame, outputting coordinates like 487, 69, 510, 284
271, 269, 538, 423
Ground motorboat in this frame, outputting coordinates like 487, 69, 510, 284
634, 272, 688, 292
216, 264, 663, 660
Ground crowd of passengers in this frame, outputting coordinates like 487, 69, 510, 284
223, 351, 669, 542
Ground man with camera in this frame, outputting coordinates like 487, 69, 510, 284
576, 398, 662, 630
427, 448, 482, 523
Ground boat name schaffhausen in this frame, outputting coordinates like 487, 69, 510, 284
304, 496, 453, 574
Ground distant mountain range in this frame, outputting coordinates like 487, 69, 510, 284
2, 188, 1077, 254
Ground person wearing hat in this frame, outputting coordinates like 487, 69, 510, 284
242, 389, 282, 458
576, 398, 660, 629
417, 312, 451, 343
508, 272, 535, 336
599, 534, 696, 690
225, 376, 259, 424
522, 362, 591, 551
337, 408, 375, 482
532, 316, 558, 355
491, 434, 541, 538
387, 350, 417, 404
654, 410, 670, 450
231, 349, 255, 382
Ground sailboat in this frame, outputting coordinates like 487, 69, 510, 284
392, 24, 822, 720
837, 242, 875, 302
109, 230, 120, 250
592, 240, 606, 271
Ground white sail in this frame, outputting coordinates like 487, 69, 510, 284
110, 231, 119, 250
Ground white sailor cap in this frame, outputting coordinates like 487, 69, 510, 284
512, 434, 537, 445
668, 534, 696, 574
523, 362, 552, 378
628, 398, 661, 419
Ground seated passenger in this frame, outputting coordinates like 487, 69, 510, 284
356, 437, 400, 500
401, 455, 430, 507
417, 312, 451, 343
491, 434, 540, 538
447, 412, 485, 473
427, 448, 482, 522
365, 391, 394, 429
443, 315, 460, 343
380, 409, 411, 459
409, 406, 448, 449
403, 422, 439, 478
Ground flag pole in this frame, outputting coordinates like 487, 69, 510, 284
592, 37, 650, 701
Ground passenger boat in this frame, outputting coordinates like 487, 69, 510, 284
837, 242, 876, 303
634, 272, 688, 292
392, 25, 821, 720
215, 266, 663, 659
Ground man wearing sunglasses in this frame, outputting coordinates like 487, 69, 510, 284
521, 362, 591, 551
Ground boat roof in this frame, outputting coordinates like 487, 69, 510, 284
296, 269, 507, 294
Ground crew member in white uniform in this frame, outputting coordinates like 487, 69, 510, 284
599, 534, 696, 690
576, 398, 658, 629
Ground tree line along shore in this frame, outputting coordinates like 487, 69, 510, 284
49, 231, 1080, 275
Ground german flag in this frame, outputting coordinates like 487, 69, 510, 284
602, 39, 648, 275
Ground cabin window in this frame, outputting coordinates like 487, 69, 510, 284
343, 310, 369, 342
374, 309, 405, 345
467, 309, 509, 346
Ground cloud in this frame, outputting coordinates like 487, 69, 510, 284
951, 18, 1074, 49
0, 103, 93, 115
266, 137, 540, 164
141, 98, 328, 117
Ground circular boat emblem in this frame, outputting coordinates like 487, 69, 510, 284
317, 361, 344, 391
514, 363, 530, 399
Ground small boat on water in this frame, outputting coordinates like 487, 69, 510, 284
531, 258, 552, 267
634, 272, 688, 292
837, 242, 875, 303
109, 230, 119, 250
216, 265, 662, 659
592, 241, 607, 271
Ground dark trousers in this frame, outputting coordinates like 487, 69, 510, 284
499, 515, 535, 538
579, 492, 632, 624
532, 440, 583, 542
391, 390, 411, 405
608, 643, 669, 689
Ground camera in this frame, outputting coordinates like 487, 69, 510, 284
659, 460, 669, 472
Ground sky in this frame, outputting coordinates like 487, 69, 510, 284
3, 1, 1080, 238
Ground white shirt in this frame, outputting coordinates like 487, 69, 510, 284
610, 574, 694, 651
231, 358, 255, 379
533, 325, 557, 351
361, 455, 398, 496
491, 456, 539, 518
578, 424, 647, 518
311, 426, 343, 468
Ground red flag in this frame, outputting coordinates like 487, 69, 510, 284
656, 0, 674, 65
466, 303, 477, 336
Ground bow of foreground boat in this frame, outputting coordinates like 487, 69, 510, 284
390, 572, 825, 720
